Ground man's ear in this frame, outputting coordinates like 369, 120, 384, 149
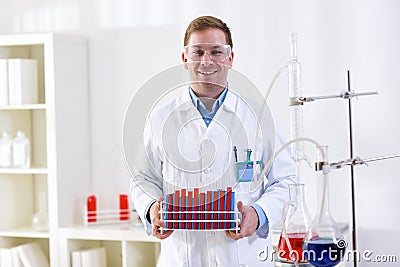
182, 52, 188, 70
228, 51, 234, 69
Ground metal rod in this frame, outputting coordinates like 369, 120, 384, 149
297, 91, 378, 103
351, 91, 379, 97
347, 70, 358, 267
303, 94, 342, 101
360, 153, 400, 164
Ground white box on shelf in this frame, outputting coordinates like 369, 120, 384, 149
8, 58, 38, 105
0, 246, 24, 267
16, 242, 49, 267
11, 246, 23, 267
71, 247, 106, 267
0, 59, 8, 105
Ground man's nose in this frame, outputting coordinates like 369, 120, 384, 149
200, 51, 213, 63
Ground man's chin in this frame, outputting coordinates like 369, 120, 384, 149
196, 81, 224, 89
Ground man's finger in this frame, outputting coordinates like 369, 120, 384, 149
156, 229, 174, 240
237, 201, 244, 213
153, 223, 173, 240
225, 230, 242, 240
153, 217, 166, 228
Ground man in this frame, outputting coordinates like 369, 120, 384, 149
131, 15, 296, 266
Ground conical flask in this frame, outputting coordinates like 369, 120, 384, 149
304, 146, 345, 267
278, 183, 311, 264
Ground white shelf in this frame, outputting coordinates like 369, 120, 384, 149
0, 104, 46, 110
0, 226, 49, 238
59, 225, 159, 243
0, 166, 48, 174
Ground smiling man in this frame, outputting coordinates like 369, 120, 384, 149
183, 27, 233, 98
131, 15, 296, 266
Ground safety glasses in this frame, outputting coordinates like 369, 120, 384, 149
184, 43, 232, 63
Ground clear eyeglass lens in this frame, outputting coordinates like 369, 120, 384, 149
185, 44, 230, 62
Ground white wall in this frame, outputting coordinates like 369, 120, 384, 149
1, 0, 399, 264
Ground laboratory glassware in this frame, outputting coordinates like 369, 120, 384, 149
278, 183, 311, 265
31, 191, 49, 232
288, 33, 305, 173
304, 146, 346, 267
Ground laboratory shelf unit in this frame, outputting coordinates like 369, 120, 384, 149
0, 33, 161, 266
0, 33, 91, 266
59, 225, 160, 267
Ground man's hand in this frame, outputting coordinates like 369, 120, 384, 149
149, 197, 174, 240
225, 201, 259, 240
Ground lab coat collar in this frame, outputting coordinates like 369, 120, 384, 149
177, 87, 238, 113
221, 88, 238, 113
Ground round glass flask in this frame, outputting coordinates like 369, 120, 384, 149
304, 146, 346, 267
278, 183, 311, 265
31, 191, 49, 232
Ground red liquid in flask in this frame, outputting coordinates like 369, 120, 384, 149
278, 232, 307, 262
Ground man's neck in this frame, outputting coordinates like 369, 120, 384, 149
191, 85, 226, 112
200, 97, 216, 112
191, 85, 225, 99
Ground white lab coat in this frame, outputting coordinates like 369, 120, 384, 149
131, 89, 296, 267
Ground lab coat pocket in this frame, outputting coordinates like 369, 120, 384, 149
233, 180, 264, 206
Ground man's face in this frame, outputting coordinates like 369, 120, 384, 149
182, 28, 234, 98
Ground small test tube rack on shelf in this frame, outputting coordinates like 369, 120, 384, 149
84, 194, 131, 226
160, 187, 240, 233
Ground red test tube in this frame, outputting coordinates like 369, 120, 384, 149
194, 188, 199, 230
119, 194, 129, 220
87, 195, 97, 222
174, 190, 180, 229
200, 193, 205, 230
219, 190, 225, 229
188, 191, 193, 229
213, 191, 218, 229
206, 191, 212, 230
181, 189, 187, 229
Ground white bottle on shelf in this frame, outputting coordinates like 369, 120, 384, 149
0, 59, 8, 106
12, 131, 30, 168
0, 131, 12, 167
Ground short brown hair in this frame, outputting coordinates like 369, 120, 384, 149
184, 16, 233, 49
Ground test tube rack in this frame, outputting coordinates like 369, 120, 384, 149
160, 187, 241, 232
84, 194, 131, 226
